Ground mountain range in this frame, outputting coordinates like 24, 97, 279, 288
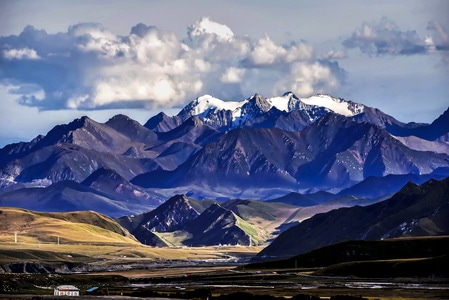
0, 91, 448, 257
0, 92, 449, 213
1, 92, 448, 216
117, 194, 305, 247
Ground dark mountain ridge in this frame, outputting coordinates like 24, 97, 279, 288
144, 111, 183, 132
184, 203, 253, 246
118, 195, 266, 246
118, 195, 214, 234
119, 194, 319, 247
246, 236, 449, 278
386, 107, 449, 140
105, 114, 158, 145
257, 176, 449, 259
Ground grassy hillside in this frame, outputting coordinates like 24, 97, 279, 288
221, 199, 304, 241
0, 207, 263, 268
234, 212, 268, 245
0, 207, 137, 245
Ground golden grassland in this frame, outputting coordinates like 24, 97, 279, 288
0, 236, 263, 262
0, 207, 263, 263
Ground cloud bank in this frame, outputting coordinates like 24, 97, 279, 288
343, 17, 449, 64
0, 17, 345, 111
343, 17, 426, 55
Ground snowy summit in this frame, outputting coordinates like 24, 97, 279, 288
185, 92, 365, 122
192, 95, 245, 116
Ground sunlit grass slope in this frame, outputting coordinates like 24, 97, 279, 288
0, 207, 263, 263
0, 207, 137, 245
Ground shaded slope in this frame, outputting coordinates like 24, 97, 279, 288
132, 126, 306, 192
144, 112, 183, 132
81, 167, 164, 208
247, 236, 449, 278
386, 107, 449, 140
184, 203, 262, 246
105, 114, 158, 145
1, 143, 161, 189
132, 114, 449, 194
118, 195, 215, 245
258, 177, 449, 259
0, 180, 150, 217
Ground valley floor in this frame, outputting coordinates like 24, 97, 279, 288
0, 241, 448, 300
1, 261, 448, 300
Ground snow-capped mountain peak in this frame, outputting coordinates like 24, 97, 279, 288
179, 92, 365, 130
190, 94, 246, 117
264, 92, 364, 116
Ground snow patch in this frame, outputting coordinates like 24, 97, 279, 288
300, 95, 360, 116
266, 95, 290, 112
29, 178, 53, 188
194, 95, 247, 118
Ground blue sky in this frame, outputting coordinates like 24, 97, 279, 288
0, 0, 448, 147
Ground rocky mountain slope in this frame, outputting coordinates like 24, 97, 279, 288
133, 113, 449, 195
118, 195, 301, 247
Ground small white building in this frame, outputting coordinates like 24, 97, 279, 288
54, 285, 80, 296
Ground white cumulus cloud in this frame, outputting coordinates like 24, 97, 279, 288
3, 48, 40, 60
0, 17, 345, 111
220, 67, 246, 83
